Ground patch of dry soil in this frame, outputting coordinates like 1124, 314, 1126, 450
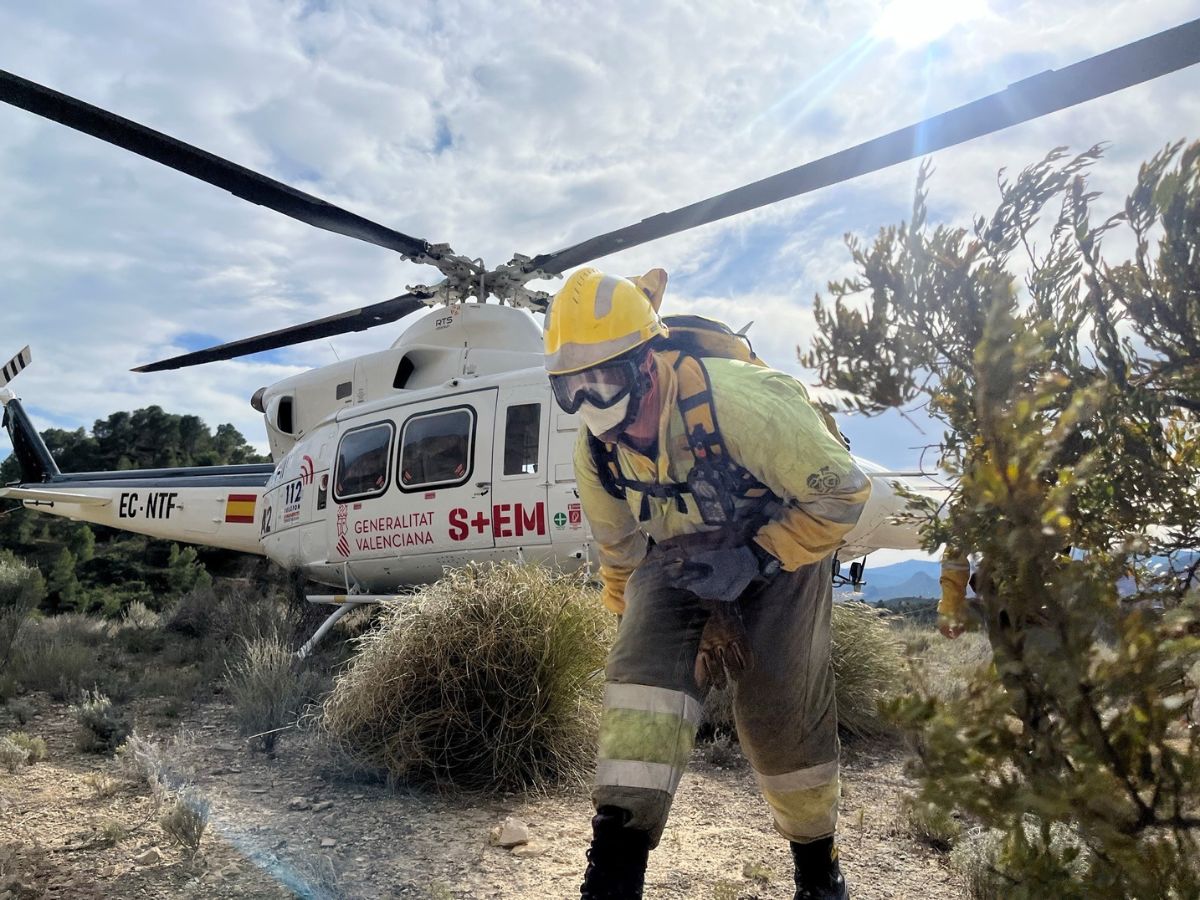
0, 695, 965, 899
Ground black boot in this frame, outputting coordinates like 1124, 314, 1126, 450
580, 806, 651, 899
791, 837, 849, 900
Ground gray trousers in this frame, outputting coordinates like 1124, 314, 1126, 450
593, 547, 840, 847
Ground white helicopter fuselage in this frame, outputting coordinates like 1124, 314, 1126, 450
1, 305, 939, 596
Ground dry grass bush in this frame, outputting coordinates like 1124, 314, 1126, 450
904, 627, 994, 703
84, 771, 120, 798
701, 733, 742, 768
700, 685, 737, 741
0, 735, 29, 772
8, 614, 105, 699
71, 689, 131, 754
4, 697, 35, 725
0, 556, 45, 672
122, 600, 160, 630
322, 563, 613, 792
225, 636, 320, 752
6, 732, 47, 763
899, 793, 962, 851
159, 786, 210, 858
168, 567, 311, 646
117, 729, 195, 795
830, 600, 906, 738
164, 581, 218, 638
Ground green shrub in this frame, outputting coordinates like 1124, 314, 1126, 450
0, 555, 46, 671
323, 564, 613, 792
6, 731, 47, 763
225, 637, 318, 752
950, 824, 1090, 900
70, 689, 131, 753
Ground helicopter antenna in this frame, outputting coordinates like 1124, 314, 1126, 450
327, 342, 341, 362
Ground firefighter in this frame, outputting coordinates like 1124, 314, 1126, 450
544, 267, 871, 900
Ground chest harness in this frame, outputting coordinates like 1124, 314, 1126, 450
587, 316, 783, 534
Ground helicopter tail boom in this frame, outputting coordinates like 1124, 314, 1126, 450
1, 346, 62, 485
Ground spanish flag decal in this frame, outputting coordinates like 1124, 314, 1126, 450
224, 494, 257, 524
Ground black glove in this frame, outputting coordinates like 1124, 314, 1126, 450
675, 545, 760, 601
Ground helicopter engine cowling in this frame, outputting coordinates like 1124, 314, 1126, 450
254, 303, 546, 462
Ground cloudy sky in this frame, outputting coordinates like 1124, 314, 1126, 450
1, 0, 1198, 483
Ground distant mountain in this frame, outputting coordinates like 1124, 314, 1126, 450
856, 559, 941, 590
834, 559, 943, 602
862, 571, 940, 601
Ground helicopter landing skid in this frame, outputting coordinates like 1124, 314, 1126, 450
296, 594, 396, 660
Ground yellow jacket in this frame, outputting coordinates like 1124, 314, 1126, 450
575, 353, 872, 613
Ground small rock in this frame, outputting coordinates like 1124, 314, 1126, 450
249, 788, 269, 794
320, 838, 338, 849
214, 743, 238, 752
210, 767, 240, 776
511, 843, 544, 859
220, 864, 241, 878
312, 800, 334, 813
490, 817, 530, 848
288, 797, 312, 811
133, 847, 162, 866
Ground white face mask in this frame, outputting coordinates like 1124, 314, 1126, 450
578, 397, 630, 440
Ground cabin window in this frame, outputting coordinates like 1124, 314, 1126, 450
503, 403, 541, 476
398, 407, 474, 491
336, 381, 352, 401
332, 422, 394, 502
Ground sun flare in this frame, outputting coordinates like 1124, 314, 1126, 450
871, 0, 987, 49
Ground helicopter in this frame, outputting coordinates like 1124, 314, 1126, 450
1, 19, 1198, 652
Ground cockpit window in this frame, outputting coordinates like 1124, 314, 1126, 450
332, 422, 394, 502
399, 407, 474, 491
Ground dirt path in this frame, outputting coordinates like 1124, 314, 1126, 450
0, 695, 965, 899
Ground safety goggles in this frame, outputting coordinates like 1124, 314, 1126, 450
549, 357, 641, 414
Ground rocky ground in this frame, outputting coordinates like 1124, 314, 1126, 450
0, 692, 965, 900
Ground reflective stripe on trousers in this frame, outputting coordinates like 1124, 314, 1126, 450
593, 550, 840, 847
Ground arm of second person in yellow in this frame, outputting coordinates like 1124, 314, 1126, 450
715, 362, 872, 569
573, 432, 647, 614
938, 548, 970, 639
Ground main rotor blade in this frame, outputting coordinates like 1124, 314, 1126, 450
0, 70, 444, 268
133, 292, 431, 372
527, 18, 1200, 275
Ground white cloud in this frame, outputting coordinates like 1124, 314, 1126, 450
1, 0, 1197, 472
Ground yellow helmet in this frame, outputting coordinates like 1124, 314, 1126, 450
544, 267, 669, 375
